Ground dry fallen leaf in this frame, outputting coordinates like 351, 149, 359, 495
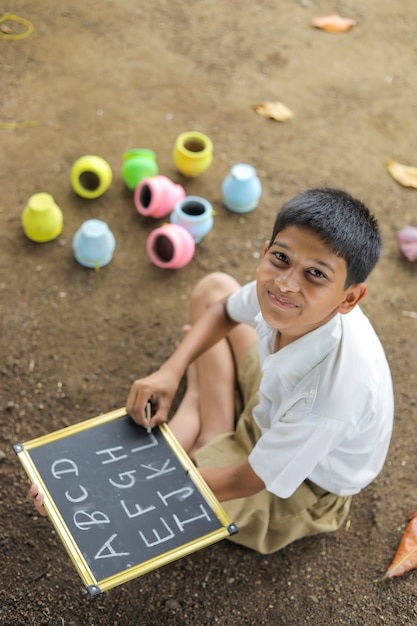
384, 512, 417, 579
253, 101, 294, 122
387, 160, 417, 188
402, 310, 417, 319
312, 14, 357, 33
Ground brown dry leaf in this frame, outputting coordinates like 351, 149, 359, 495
387, 160, 417, 188
253, 101, 294, 122
312, 14, 357, 33
384, 512, 417, 579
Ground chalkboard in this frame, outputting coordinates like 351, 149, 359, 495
14, 408, 238, 596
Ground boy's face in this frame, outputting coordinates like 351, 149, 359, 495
256, 225, 367, 349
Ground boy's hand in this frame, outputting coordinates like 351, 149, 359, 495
126, 367, 180, 430
28, 483, 47, 517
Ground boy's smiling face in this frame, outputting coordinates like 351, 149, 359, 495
256, 225, 367, 349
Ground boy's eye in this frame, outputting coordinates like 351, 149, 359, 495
273, 251, 289, 264
307, 268, 327, 280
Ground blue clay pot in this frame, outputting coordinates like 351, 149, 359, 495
170, 196, 214, 243
73, 219, 116, 269
222, 164, 262, 213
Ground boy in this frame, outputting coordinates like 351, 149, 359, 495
31, 188, 394, 554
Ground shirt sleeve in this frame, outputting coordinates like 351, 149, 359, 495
226, 280, 260, 326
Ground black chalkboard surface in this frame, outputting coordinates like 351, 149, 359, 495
14, 408, 238, 596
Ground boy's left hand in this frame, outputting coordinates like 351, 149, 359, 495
28, 483, 47, 517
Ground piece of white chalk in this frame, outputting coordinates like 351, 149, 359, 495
146, 401, 152, 434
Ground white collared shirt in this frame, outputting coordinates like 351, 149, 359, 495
227, 281, 394, 498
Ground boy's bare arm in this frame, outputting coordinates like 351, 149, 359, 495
126, 298, 237, 429
199, 459, 265, 502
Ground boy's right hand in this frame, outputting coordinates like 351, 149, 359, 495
28, 483, 48, 517
126, 367, 180, 430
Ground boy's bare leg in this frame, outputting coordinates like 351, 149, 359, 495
168, 273, 257, 455
168, 355, 201, 452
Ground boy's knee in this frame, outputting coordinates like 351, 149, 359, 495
190, 272, 240, 312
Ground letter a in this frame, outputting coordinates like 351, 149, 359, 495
94, 533, 130, 560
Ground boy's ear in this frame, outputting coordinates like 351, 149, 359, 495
338, 283, 368, 314
262, 240, 270, 255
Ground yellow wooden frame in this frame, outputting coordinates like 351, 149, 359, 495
14, 408, 237, 596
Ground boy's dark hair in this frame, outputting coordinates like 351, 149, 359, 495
269, 188, 381, 287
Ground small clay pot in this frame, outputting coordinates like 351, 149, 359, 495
170, 196, 214, 243
222, 163, 262, 213
146, 224, 195, 269
173, 131, 213, 178
121, 149, 159, 190
134, 175, 185, 219
22, 192, 63, 242
71, 155, 113, 199
72, 219, 116, 269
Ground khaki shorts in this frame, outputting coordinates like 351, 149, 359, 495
195, 343, 352, 554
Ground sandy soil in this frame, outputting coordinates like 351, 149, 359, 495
2, 1, 417, 624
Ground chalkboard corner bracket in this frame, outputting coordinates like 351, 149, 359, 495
227, 522, 239, 536
87, 584, 102, 597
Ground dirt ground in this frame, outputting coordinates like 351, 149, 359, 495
2, 1, 417, 624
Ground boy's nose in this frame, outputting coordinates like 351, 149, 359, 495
275, 269, 300, 292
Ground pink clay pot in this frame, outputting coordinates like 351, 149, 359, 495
146, 223, 195, 269
134, 175, 185, 219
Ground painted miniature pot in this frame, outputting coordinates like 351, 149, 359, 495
121, 149, 159, 190
222, 163, 262, 213
170, 196, 214, 243
173, 131, 213, 178
134, 175, 186, 219
71, 155, 113, 199
146, 223, 195, 269
72, 219, 116, 269
22, 192, 63, 242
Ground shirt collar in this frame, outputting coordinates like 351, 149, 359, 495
256, 313, 343, 390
